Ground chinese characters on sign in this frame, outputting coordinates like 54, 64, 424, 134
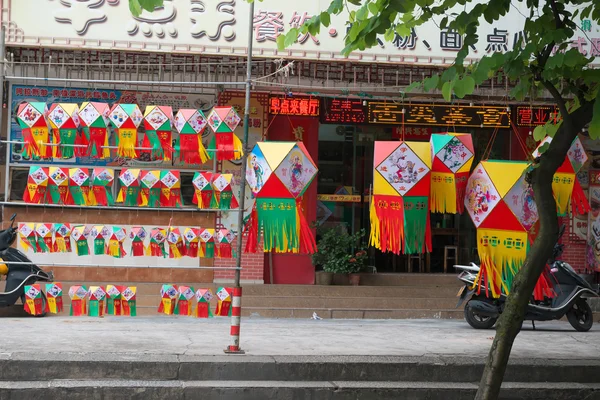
321, 99, 366, 124
269, 96, 320, 116
514, 106, 561, 127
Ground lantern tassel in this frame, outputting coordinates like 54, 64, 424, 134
116, 128, 138, 158
244, 207, 259, 253
430, 172, 457, 214
142, 131, 164, 160
571, 179, 590, 215
297, 198, 317, 254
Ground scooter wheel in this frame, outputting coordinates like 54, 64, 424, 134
464, 302, 497, 329
566, 298, 593, 332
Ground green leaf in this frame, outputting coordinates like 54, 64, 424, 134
129, 0, 143, 17
442, 80, 454, 102
472, 57, 493, 85
356, 5, 368, 21
454, 76, 475, 98
284, 29, 299, 47
368, 2, 379, 15
320, 12, 331, 27
423, 75, 440, 92
276, 34, 286, 51
537, 141, 550, 155
441, 67, 457, 83
405, 82, 422, 93
533, 125, 547, 141
589, 91, 600, 139
545, 121, 560, 138
395, 24, 411, 37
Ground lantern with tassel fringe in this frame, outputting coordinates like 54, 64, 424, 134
52, 223, 72, 253
183, 227, 200, 258
24, 284, 44, 316
69, 167, 91, 206
370, 141, 432, 255
105, 285, 122, 316
244, 142, 318, 254
78, 102, 111, 159
148, 228, 168, 258
16, 102, 51, 159
140, 170, 161, 207
212, 173, 239, 210
90, 225, 110, 255
174, 108, 209, 165
167, 227, 186, 258
106, 226, 127, 258
215, 287, 232, 316
158, 284, 178, 315
45, 283, 63, 314
129, 227, 147, 257
121, 286, 137, 316
143, 105, 174, 161
35, 223, 53, 253
192, 171, 215, 209
90, 168, 115, 207
195, 289, 213, 318
69, 285, 88, 316
430, 133, 474, 214
23, 166, 49, 204
48, 103, 80, 159
109, 103, 143, 158
19, 223, 39, 253
199, 228, 215, 258
216, 229, 235, 259
116, 168, 141, 206
207, 106, 243, 161
174, 286, 195, 316
72, 225, 90, 256
47, 167, 71, 205
160, 170, 183, 207
88, 286, 106, 317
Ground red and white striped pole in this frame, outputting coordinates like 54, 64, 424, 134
224, 287, 244, 354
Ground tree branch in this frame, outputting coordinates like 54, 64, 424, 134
541, 79, 570, 125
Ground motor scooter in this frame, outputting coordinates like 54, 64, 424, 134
0, 214, 53, 316
455, 225, 599, 331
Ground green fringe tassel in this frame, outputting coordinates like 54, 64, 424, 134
145, 130, 164, 159
59, 129, 77, 159
48, 186, 62, 204
37, 239, 50, 253
125, 188, 140, 207
94, 239, 105, 255
207, 136, 216, 160
76, 241, 89, 256
403, 196, 428, 254
219, 191, 233, 209
256, 198, 298, 252
71, 187, 87, 206
205, 243, 214, 258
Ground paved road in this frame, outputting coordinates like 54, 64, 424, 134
0, 316, 598, 360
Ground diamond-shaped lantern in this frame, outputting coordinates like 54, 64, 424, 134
195, 288, 213, 318
216, 228, 235, 259
174, 109, 210, 165
69, 167, 91, 206
192, 171, 215, 209
19, 223, 38, 253
72, 225, 90, 256
140, 170, 161, 207
371, 141, 432, 255
183, 227, 201, 258
167, 227, 186, 258
160, 170, 183, 207
90, 168, 115, 207
35, 223, 53, 253
90, 225, 111, 255
199, 228, 215, 258
78, 102, 111, 159
207, 106, 243, 161
23, 166, 49, 204
109, 104, 143, 158
52, 223, 72, 253
143, 105, 174, 161
48, 167, 71, 205
149, 227, 168, 258
244, 142, 318, 253
16, 102, 51, 159
117, 168, 141, 207
106, 226, 127, 258
175, 285, 195, 316
430, 133, 474, 214
48, 103, 80, 159
129, 226, 147, 257
211, 173, 238, 210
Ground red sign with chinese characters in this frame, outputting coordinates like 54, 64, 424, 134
392, 126, 432, 141
269, 96, 320, 117
515, 106, 561, 127
321, 98, 366, 124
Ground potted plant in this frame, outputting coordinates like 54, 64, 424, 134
312, 227, 368, 285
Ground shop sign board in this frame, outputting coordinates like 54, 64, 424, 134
321, 99, 366, 124
269, 96, 320, 117
514, 106, 561, 127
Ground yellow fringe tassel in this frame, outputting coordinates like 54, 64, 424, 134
107, 240, 122, 258
198, 136, 210, 164
369, 200, 381, 250
232, 135, 243, 161
552, 173, 575, 216
117, 129, 138, 158
430, 172, 457, 214
169, 243, 182, 258
55, 238, 68, 253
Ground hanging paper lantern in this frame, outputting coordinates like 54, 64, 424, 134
89, 168, 115, 207
116, 169, 141, 207
69, 167, 91, 206
45, 283, 63, 314
207, 106, 243, 161
167, 227, 186, 258
212, 174, 239, 210
48, 103, 80, 159
183, 227, 200, 258
370, 141, 432, 255
174, 109, 209, 164
215, 287, 232, 316
160, 170, 183, 207
23, 284, 44, 316
139, 170, 161, 207
245, 142, 318, 253
143, 105, 174, 161
121, 286, 137, 316
16, 101, 51, 159
35, 223, 53, 253
68, 285, 88, 316
216, 229, 235, 259
109, 103, 143, 158
23, 166, 49, 204
47, 167, 71, 205
430, 133, 474, 214
52, 223, 72, 253
158, 284, 178, 315
174, 285, 195, 316
195, 289, 214, 318
192, 171, 216, 209
78, 102, 111, 159
129, 227, 147, 257
72, 225, 90, 256
88, 286, 106, 317
199, 228, 215, 258
148, 228, 168, 257
19, 223, 39, 253
105, 285, 123, 316
106, 226, 127, 258
90, 225, 110, 255
533, 136, 590, 216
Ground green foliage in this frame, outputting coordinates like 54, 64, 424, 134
312, 228, 368, 274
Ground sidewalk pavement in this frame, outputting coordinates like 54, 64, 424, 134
0, 316, 598, 360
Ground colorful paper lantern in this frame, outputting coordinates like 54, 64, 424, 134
47, 167, 71, 205
121, 286, 137, 316
45, 283, 63, 314
192, 171, 215, 209
174, 285, 195, 316
244, 142, 318, 253
143, 105, 174, 161
158, 284, 178, 315
195, 289, 214, 318
35, 223, 53, 253
16, 101, 51, 159
116, 168, 141, 206
19, 223, 38, 252
109, 103, 143, 158
72, 225, 90, 256
139, 170, 161, 207
90, 168, 115, 207
88, 286, 106, 317
183, 227, 201, 258
370, 141, 432, 255
207, 106, 243, 161
129, 227, 147, 257
90, 225, 110, 255
68, 285, 88, 316
78, 102, 111, 159
216, 229, 235, 259
105, 285, 123, 316
148, 228, 167, 257
23, 166, 49, 204
174, 108, 210, 165
167, 227, 186, 258
215, 287, 232, 316
160, 170, 183, 207
48, 103, 80, 159
430, 133, 474, 214
106, 226, 127, 258
212, 173, 239, 210
52, 223, 72, 253
69, 167, 91, 206
199, 228, 215, 258
23, 284, 44, 316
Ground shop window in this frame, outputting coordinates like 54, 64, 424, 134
10, 168, 27, 201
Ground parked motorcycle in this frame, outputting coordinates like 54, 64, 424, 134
455, 225, 599, 331
0, 214, 53, 316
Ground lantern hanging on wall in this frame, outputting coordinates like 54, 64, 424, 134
48, 167, 71, 205
160, 170, 183, 207
16, 101, 51, 159
23, 166, 49, 204
90, 168, 115, 207
23, 284, 44, 316
216, 229, 235, 259
158, 284, 178, 315
90, 225, 110, 255
88, 286, 106, 317
195, 288, 213, 318
129, 227, 147, 257
211, 173, 239, 210
105, 285, 123, 316
106, 226, 127, 258
143, 105, 174, 161
78, 102, 111, 159
121, 286, 137, 316
45, 283, 64, 314
174, 286, 195, 316
167, 227, 186, 258
109, 103, 143, 158
174, 109, 210, 165
192, 171, 215, 209
116, 168, 141, 207
47, 103, 80, 159
35, 223, 53, 253
199, 228, 215, 258
429, 133, 474, 214
370, 141, 432, 255
139, 170, 161, 207
183, 227, 201, 258
207, 106, 243, 161
19, 223, 38, 253
69, 285, 88, 316
52, 223, 72, 253
148, 228, 168, 258
72, 225, 90, 256
69, 167, 91, 206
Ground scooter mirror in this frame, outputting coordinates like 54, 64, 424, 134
10, 214, 16, 222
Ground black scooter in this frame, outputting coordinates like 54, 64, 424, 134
455, 225, 599, 331
0, 214, 53, 316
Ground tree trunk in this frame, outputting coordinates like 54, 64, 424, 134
474, 103, 593, 400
